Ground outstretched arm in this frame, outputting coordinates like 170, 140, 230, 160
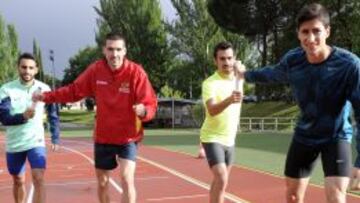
33, 64, 95, 104
242, 53, 290, 84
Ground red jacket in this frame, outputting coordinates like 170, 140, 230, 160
43, 58, 157, 144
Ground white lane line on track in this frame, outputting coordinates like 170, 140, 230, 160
46, 180, 97, 186
61, 145, 123, 194
137, 156, 249, 203
136, 176, 169, 181
147, 193, 208, 202
26, 184, 34, 203
61, 139, 248, 203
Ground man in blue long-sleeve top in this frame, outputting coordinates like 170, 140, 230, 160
0, 53, 60, 203
236, 3, 360, 203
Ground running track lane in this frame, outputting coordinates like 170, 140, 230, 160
138, 146, 360, 203
61, 138, 242, 202
0, 137, 240, 202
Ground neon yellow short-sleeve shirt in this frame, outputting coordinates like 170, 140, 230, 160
200, 72, 243, 146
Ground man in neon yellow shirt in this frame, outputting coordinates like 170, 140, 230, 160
200, 41, 244, 203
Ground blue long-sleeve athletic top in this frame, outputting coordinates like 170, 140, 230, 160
245, 46, 360, 167
0, 79, 60, 152
0, 97, 27, 125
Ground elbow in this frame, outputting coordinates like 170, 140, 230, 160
207, 109, 217, 117
1, 121, 10, 125
1, 119, 15, 126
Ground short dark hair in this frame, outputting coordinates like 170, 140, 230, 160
213, 41, 234, 58
17, 52, 37, 66
296, 3, 330, 29
104, 32, 126, 46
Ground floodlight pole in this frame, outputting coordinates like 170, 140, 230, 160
49, 50, 55, 90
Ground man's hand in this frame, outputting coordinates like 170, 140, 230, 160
32, 91, 44, 102
23, 107, 35, 120
234, 60, 246, 79
350, 167, 360, 191
50, 144, 60, 152
133, 103, 146, 117
227, 90, 242, 104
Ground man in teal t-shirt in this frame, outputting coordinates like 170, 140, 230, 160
0, 53, 60, 203
200, 41, 244, 203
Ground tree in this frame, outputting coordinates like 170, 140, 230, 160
33, 39, 45, 81
94, 0, 173, 92
207, 0, 360, 101
324, 0, 360, 55
0, 15, 19, 84
62, 46, 100, 86
166, 0, 254, 98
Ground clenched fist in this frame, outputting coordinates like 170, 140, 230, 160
234, 60, 246, 79
133, 103, 146, 117
23, 107, 35, 120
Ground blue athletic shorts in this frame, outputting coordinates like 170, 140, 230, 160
6, 147, 47, 175
94, 142, 137, 170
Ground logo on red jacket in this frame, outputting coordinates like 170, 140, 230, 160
96, 80, 108, 85
119, 82, 130, 93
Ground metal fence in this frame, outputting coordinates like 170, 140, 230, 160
239, 117, 297, 131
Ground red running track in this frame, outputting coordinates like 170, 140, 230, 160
0, 137, 359, 202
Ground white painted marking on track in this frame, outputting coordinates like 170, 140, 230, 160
147, 193, 208, 202
62, 139, 248, 202
138, 156, 249, 203
46, 180, 97, 186
61, 145, 123, 194
136, 176, 169, 181
0, 185, 12, 191
26, 184, 34, 203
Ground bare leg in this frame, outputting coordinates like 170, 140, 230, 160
209, 163, 229, 203
31, 169, 45, 203
197, 143, 206, 159
118, 158, 136, 203
96, 169, 111, 203
285, 177, 309, 203
324, 176, 349, 203
12, 174, 26, 203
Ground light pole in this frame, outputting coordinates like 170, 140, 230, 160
49, 49, 55, 90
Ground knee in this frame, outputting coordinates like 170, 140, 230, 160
286, 186, 306, 203
213, 172, 228, 190
32, 174, 45, 187
13, 176, 25, 187
286, 192, 303, 203
121, 174, 135, 188
326, 187, 346, 203
97, 177, 109, 189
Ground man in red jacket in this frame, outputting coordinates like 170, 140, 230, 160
33, 32, 157, 203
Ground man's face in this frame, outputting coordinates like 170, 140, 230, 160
103, 39, 127, 69
214, 48, 235, 75
18, 59, 38, 84
297, 18, 330, 58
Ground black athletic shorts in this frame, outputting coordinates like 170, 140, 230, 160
94, 142, 137, 170
202, 142, 235, 168
285, 139, 351, 178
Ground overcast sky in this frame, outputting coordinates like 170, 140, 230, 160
0, 0, 176, 79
